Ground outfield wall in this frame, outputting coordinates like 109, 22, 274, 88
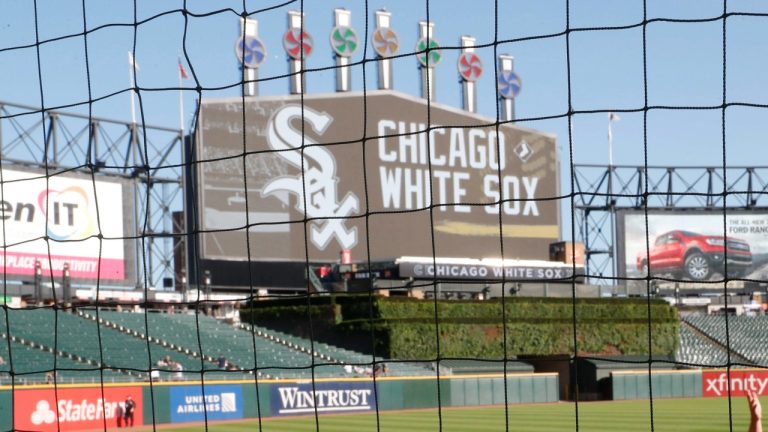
0, 373, 558, 430
611, 370, 702, 400
611, 369, 768, 400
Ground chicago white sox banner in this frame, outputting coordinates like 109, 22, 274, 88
194, 90, 559, 263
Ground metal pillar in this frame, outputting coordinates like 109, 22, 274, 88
332, 9, 355, 92
498, 54, 516, 121
239, 18, 259, 96
418, 21, 438, 101
287, 11, 308, 94
373, 10, 397, 90
460, 36, 477, 113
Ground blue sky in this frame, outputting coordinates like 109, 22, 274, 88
1, 0, 767, 242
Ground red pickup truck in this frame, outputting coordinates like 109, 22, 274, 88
636, 230, 752, 280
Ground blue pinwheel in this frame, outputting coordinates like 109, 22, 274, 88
236, 36, 267, 69
498, 70, 521, 99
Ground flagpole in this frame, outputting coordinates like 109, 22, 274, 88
178, 57, 185, 133
128, 51, 137, 124
607, 112, 614, 167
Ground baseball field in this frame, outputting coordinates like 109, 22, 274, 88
167, 396, 758, 431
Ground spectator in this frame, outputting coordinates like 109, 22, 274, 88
123, 395, 136, 427
173, 361, 184, 381
0, 355, 5, 366
45, 372, 54, 384
217, 354, 227, 369
748, 390, 762, 432
115, 404, 124, 428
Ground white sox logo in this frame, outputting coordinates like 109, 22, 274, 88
264, 105, 359, 250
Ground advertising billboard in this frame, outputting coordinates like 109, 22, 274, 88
13, 386, 142, 431
703, 370, 768, 397
619, 211, 768, 282
0, 168, 131, 281
170, 384, 243, 423
271, 381, 376, 415
194, 90, 559, 267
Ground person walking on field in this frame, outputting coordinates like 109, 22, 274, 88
123, 395, 136, 427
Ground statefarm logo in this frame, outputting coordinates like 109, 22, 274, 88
703, 371, 768, 397
15, 387, 142, 431
37, 186, 96, 240
275, 385, 374, 415
29, 397, 123, 425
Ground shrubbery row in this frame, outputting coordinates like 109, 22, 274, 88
241, 296, 678, 358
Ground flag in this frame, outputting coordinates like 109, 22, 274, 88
178, 58, 189, 79
608, 112, 620, 143
128, 51, 139, 71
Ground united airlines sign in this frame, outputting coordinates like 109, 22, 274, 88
272, 382, 376, 415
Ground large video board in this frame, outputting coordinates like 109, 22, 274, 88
193, 90, 560, 271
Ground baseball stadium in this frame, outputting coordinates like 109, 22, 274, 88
0, 1, 767, 431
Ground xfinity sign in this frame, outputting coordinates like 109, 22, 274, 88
272, 382, 376, 415
703, 370, 768, 397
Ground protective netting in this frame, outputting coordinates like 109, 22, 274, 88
0, 0, 767, 431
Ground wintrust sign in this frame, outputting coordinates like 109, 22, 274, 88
14, 386, 142, 431
703, 370, 768, 397
272, 382, 376, 415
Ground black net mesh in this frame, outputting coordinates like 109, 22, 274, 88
0, 0, 767, 431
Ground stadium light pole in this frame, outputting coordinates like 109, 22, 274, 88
34, 260, 42, 305
62, 263, 71, 305
203, 270, 212, 315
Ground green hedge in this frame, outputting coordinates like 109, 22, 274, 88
241, 296, 679, 359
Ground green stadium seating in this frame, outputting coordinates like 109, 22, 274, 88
676, 324, 728, 366
683, 315, 768, 366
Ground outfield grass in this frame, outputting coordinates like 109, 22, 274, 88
167, 396, 760, 431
